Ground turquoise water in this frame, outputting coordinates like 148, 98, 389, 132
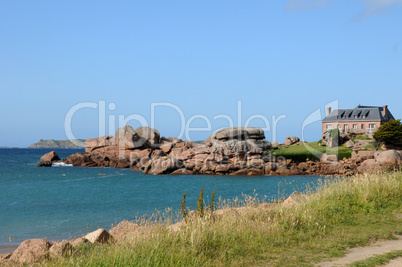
0, 148, 324, 247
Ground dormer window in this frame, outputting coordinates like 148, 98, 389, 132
337, 116, 341, 119
354, 115, 358, 119
362, 115, 365, 119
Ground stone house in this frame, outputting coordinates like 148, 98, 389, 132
322, 105, 394, 135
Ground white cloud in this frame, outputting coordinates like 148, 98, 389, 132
285, 0, 333, 11
354, 0, 402, 21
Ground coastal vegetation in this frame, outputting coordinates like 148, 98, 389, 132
373, 119, 402, 147
45, 169, 401, 266
271, 141, 352, 162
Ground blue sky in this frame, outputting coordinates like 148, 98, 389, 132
1, 0, 401, 147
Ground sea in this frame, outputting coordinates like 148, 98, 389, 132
0, 148, 326, 253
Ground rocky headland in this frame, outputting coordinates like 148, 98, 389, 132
37, 125, 402, 176
29, 139, 86, 149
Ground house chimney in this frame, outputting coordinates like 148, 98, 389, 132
327, 107, 332, 116
383, 105, 388, 119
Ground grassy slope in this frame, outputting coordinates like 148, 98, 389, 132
49, 171, 401, 267
271, 141, 352, 162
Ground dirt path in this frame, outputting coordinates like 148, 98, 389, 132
319, 235, 402, 267
384, 257, 402, 267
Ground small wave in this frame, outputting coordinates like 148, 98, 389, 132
52, 162, 73, 167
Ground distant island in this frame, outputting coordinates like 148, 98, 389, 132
28, 139, 86, 149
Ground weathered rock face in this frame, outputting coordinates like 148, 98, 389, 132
85, 229, 112, 244
205, 127, 271, 156
205, 127, 265, 145
38, 124, 401, 176
9, 239, 53, 265
375, 150, 401, 166
345, 140, 354, 148
285, 136, 300, 146
135, 126, 160, 146
357, 159, 380, 173
115, 125, 146, 150
70, 237, 88, 248
146, 157, 181, 175
283, 191, 307, 206
320, 154, 338, 164
321, 130, 340, 148
85, 135, 115, 153
356, 150, 401, 173
49, 240, 73, 260
36, 151, 61, 167
40, 151, 60, 162
109, 220, 140, 242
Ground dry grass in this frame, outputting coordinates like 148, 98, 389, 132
47, 170, 402, 266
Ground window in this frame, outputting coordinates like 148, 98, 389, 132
362, 115, 366, 119
337, 116, 341, 120
361, 124, 364, 129
367, 124, 376, 133
354, 115, 358, 119
326, 125, 333, 130
344, 125, 348, 131
353, 124, 357, 129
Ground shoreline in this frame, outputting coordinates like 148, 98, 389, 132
0, 245, 18, 255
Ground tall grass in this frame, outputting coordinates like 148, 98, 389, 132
50, 171, 402, 267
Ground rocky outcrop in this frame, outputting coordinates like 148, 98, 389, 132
40, 151, 60, 163
375, 150, 401, 166
135, 126, 160, 146
8, 239, 53, 265
285, 136, 300, 146
357, 150, 402, 173
116, 125, 148, 150
36, 151, 61, 167
84, 229, 112, 244
320, 154, 338, 164
283, 191, 307, 206
109, 220, 141, 242
49, 240, 73, 260
85, 135, 115, 152
70, 237, 88, 248
37, 125, 401, 176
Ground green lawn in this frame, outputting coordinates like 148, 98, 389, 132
270, 141, 352, 162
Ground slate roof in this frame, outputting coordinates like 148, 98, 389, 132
322, 105, 394, 123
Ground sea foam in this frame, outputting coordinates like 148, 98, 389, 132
51, 162, 73, 167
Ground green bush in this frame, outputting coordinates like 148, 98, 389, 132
373, 119, 402, 146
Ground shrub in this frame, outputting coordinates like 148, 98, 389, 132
180, 191, 188, 219
197, 188, 205, 217
373, 119, 402, 146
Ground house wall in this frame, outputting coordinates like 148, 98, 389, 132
322, 121, 383, 134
